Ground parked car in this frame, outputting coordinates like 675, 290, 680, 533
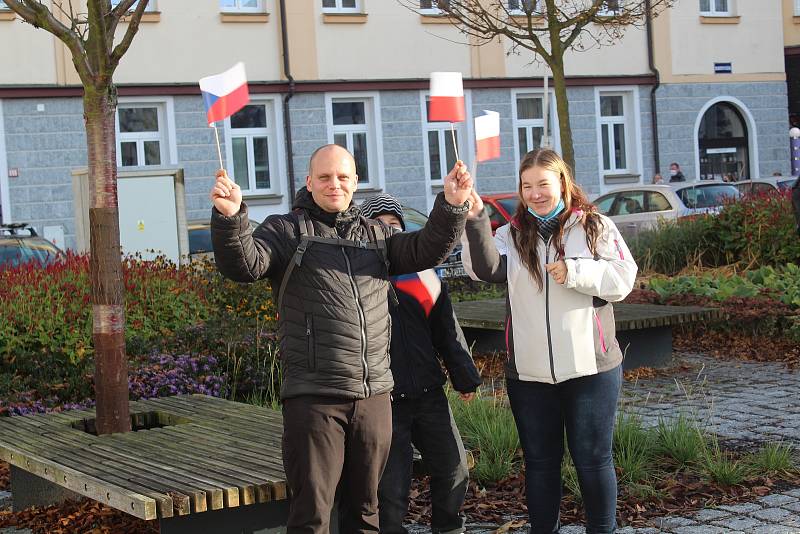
401, 205, 465, 279
480, 193, 518, 233
775, 177, 798, 192
188, 219, 260, 262
592, 182, 740, 238
733, 179, 779, 196
0, 223, 64, 268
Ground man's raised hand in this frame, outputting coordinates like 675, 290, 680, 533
210, 169, 242, 217
443, 160, 473, 208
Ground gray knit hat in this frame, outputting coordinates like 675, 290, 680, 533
360, 193, 405, 230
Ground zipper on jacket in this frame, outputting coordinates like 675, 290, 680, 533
306, 314, 316, 370
544, 242, 557, 384
342, 247, 371, 397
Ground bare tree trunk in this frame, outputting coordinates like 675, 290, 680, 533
85, 85, 130, 435
550, 62, 575, 173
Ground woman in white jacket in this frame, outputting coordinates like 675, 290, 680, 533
462, 148, 637, 534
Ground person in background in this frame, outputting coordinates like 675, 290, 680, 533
668, 162, 686, 183
652, 173, 664, 185
360, 193, 482, 534
461, 148, 637, 534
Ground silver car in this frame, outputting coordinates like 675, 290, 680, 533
593, 182, 740, 238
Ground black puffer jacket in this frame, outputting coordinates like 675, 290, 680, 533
211, 188, 468, 400
388, 271, 481, 400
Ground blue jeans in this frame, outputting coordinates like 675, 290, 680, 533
506, 366, 622, 534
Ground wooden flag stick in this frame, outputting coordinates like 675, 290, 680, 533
450, 122, 460, 164
212, 123, 224, 170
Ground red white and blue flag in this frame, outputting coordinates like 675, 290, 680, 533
474, 110, 500, 162
199, 62, 250, 126
429, 71, 465, 123
391, 270, 442, 318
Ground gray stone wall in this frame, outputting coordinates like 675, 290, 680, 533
378, 90, 426, 212
471, 89, 517, 195
655, 81, 790, 180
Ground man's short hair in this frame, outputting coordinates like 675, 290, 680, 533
670, 162, 680, 169
307, 144, 355, 176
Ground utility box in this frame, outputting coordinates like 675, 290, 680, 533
71, 167, 189, 265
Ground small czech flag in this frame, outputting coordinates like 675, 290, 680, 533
429, 72, 465, 123
199, 62, 250, 127
474, 110, 500, 162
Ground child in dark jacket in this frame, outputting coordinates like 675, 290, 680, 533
361, 194, 482, 534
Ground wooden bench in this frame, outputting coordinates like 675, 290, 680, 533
453, 299, 723, 369
0, 394, 310, 534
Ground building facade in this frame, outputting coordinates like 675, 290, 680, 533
0, 0, 790, 250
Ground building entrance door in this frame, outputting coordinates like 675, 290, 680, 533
698, 102, 750, 181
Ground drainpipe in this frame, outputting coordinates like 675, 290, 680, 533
645, 0, 661, 175
279, 0, 297, 202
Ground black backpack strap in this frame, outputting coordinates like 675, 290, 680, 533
367, 219, 399, 307
277, 210, 314, 313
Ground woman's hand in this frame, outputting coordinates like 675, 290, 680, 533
466, 187, 484, 220
545, 260, 568, 285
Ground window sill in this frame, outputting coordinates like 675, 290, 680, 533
220, 12, 270, 23
120, 11, 161, 23
603, 173, 641, 185
508, 14, 545, 25
0, 11, 15, 21
242, 193, 283, 206
322, 13, 368, 24
699, 15, 739, 24
420, 14, 453, 24
353, 188, 383, 201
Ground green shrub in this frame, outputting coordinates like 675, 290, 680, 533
630, 215, 722, 275
746, 442, 796, 476
655, 414, 707, 468
700, 437, 750, 486
449, 389, 520, 485
613, 412, 656, 486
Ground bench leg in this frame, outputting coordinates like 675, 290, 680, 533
10, 465, 84, 511
619, 326, 673, 370
158, 500, 340, 534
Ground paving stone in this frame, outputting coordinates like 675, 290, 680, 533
718, 503, 765, 513
748, 525, 800, 534
654, 517, 699, 529
712, 516, 766, 530
786, 489, 800, 499
694, 508, 732, 521
557, 526, 586, 533
672, 526, 732, 534
751, 507, 795, 522
760, 494, 800, 507
783, 502, 800, 513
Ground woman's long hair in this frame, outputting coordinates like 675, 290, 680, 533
510, 148, 605, 291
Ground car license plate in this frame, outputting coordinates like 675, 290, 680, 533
436, 265, 467, 279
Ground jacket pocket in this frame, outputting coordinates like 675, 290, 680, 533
593, 309, 608, 354
305, 313, 316, 371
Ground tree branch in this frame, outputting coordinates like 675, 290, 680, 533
110, 0, 150, 68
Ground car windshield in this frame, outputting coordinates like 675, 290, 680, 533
675, 184, 739, 209
497, 198, 519, 216
0, 239, 61, 267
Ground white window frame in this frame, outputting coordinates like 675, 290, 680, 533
511, 88, 561, 168
111, 0, 157, 12
507, 0, 538, 15
223, 96, 285, 196
594, 86, 643, 185
419, 0, 449, 15
322, 0, 361, 13
419, 91, 469, 187
325, 92, 384, 191
0, 1, 9, 11
115, 96, 177, 169
699, 0, 732, 16
795, 0, 800, 16
220, 0, 265, 13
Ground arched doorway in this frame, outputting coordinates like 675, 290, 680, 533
698, 102, 750, 181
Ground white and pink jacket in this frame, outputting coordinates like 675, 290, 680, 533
461, 210, 638, 384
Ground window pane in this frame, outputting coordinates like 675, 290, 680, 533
231, 105, 267, 129
253, 136, 270, 189
420, 0, 433, 7
143, 140, 161, 165
353, 132, 369, 183
613, 123, 626, 169
517, 97, 543, 120
600, 96, 623, 117
232, 137, 249, 189
594, 194, 615, 215
714, 0, 727, 12
119, 107, 159, 133
220, 0, 237, 8
531, 127, 543, 150
0, 1, 8, 9
517, 128, 528, 160
444, 131, 458, 173
646, 192, 671, 212
333, 133, 347, 149
428, 131, 442, 181
699, 0, 709, 11
323, 0, 336, 7
601, 124, 610, 170
342, 0, 356, 7
332, 101, 366, 125
241, 0, 258, 7
120, 142, 138, 167
617, 192, 644, 215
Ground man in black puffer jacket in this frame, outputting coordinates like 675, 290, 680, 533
209, 144, 473, 534
361, 194, 481, 534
